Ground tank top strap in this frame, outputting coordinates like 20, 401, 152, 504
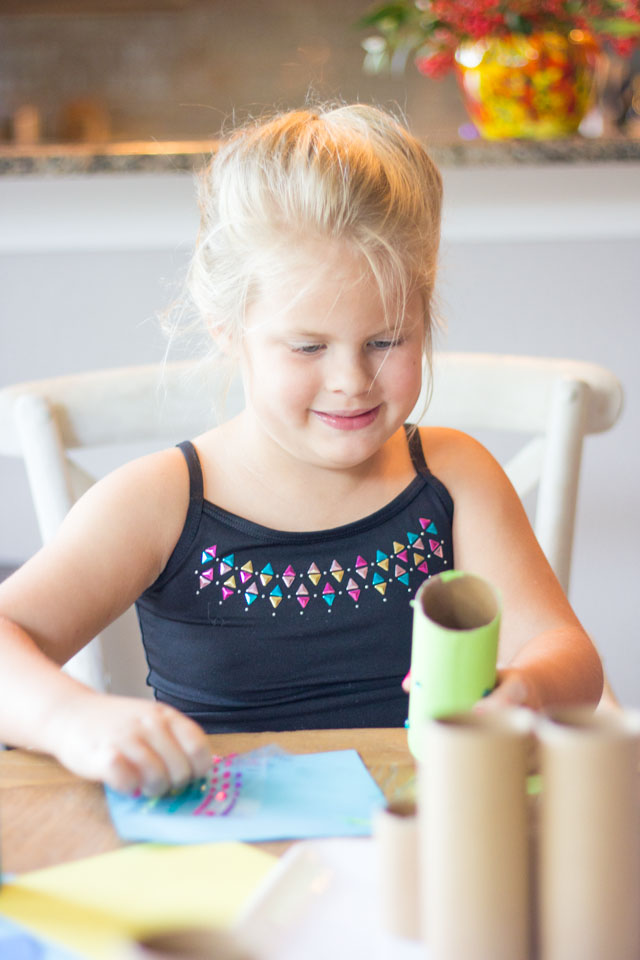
177, 439, 204, 500
404, 423, 430, 478
146, 441, 204, 592
403, 424, 455, 523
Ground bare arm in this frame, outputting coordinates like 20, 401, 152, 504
0, 447, 211, 793
424, 428, 603, 710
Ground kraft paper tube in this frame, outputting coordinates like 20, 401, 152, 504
407, 570, 500, 760
538, 709, 640, 960
374, 801, 421, 940
420, 709, 532, 960
123, 928, 251, 960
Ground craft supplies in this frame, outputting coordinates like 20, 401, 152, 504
419, 709, 533, 960
538, 708, 640, 960
373, 800, 421, 940
105, 747, 385, 844
406, 570, 500, 759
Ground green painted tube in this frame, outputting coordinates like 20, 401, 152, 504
407, 570, 501, 760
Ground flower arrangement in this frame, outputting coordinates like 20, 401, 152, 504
360, 1, 640, 79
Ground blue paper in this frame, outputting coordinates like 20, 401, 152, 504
105, 748, 386, 844
0, 915, 78, 960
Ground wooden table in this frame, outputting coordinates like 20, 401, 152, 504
0, 728, 414, 875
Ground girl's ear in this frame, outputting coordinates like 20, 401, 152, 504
207, 319, 237, 358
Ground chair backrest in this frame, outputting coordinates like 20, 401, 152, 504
0, 353, 623, 696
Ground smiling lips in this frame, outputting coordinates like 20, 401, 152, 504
312, 406, 381, 431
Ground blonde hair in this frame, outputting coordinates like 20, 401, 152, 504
180, 103, 442, 373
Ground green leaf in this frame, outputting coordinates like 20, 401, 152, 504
589, 17, 640, 37
503, 11, 532, 34
357, 3, 412, 29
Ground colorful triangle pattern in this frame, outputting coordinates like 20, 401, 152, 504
195, 517, 448, 608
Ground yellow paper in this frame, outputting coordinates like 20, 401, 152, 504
0, 842, 277, 959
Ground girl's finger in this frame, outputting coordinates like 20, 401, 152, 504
101, 748, 145, 795
167, 714, 212, 780
136, 715, 202, 793
117, 734, 173, 796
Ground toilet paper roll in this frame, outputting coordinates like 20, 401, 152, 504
374, 800, 421, 940
407, 571, 500, 760
538, 708, 640, 960
420, 709, 532, 960
122, 927, 251, 960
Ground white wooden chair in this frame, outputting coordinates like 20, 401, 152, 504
0, 353, 624, 703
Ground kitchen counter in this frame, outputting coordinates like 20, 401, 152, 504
1, 133, 640, 176
2, 131, 639, 252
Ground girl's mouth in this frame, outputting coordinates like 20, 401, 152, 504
311, 406, 381, 431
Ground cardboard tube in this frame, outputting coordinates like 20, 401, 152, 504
538, 709, 640, 960
407, 570, 500, 760
122, 928, 251, 960
420, 710, 532, 960
374, 800, 421, 940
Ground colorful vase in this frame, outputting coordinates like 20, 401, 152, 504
455, 31, 599, 139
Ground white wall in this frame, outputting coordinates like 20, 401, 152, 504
437, 236, 640, 708
1, 168, 639, 706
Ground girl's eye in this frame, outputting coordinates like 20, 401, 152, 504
369, 338, 403, 351
291, 343, 325, 355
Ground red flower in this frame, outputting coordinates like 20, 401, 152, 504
362, 0, 640, 78
415, 50, 456, 78
609, 36, 637, 56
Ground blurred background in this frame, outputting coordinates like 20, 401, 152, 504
0, 0, 639, 705
0, 0, 468, 145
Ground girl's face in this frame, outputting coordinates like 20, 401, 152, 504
239, 245, 425, 473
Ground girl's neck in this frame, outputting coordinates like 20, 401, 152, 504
196, 416, 417, 533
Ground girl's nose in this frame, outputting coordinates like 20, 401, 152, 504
325, 350, 373, 396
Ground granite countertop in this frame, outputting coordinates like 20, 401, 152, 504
1, 134, 639, 176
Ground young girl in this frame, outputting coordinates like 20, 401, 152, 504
0, 104, 603, 798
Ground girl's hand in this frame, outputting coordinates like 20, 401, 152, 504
46, 690, 212, 796
401, 667, 543, 711
474, 668, 543, 713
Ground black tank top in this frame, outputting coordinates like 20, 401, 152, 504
135, 426, 454, 732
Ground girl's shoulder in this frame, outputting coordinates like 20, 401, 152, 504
63, 444, 193, 584
418, 425, 510, 500
0, 445, 194, 659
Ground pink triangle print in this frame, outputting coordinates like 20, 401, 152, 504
419, 518, 431, 529
219, 562, 231, 575
418, 561, 429, 574
282, 564, 296, 588
396, 549, 408, 563
346, 577, 360, 601
297, 595, 310, 608
239, 570, 252, 584
429, 539, 444, 558
395, 564, 406, 579
221, 586, 234, 600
